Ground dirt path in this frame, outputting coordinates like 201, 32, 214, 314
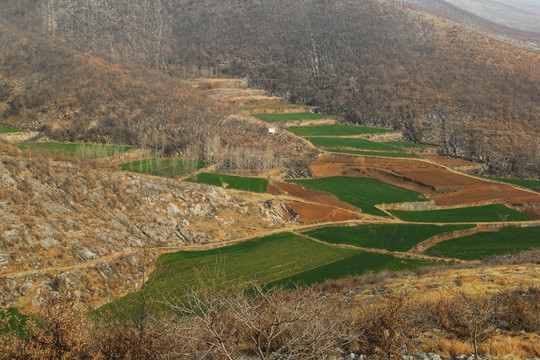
0, 246, 181, 278
408, 226, 483, 254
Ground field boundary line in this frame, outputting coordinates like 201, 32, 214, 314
293, 232, 465, 264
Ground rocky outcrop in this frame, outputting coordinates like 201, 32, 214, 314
0, 150, 294, 309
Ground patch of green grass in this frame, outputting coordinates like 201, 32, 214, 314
286, 124, 391, 136
470, 174, 540, 190
119, 159, 206, 178
253, 112, 332, 123
0, 124, 23, 134
270, 252, 435, 288
187, 172, 269, 193
305, 224, 475, 252
424, 226, 540, 260
390, 204, 534, 223
385, 141, 432, 149
289, 177, 428, 217
97, 232, 437, 318
97, 233, 358, 316
308, 137, 403, 152
325, 149, 419, 158
239, 104, 306, 110
16, 142, 132, 159
0, 308, 30, 337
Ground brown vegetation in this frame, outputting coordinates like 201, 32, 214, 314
0, 0, 539, 176
1, 273, 538, 359
0, 145, 297, 310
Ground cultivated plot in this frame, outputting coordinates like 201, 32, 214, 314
16, 142, 132, 159
187, 172, 269, 193
308, 137, 403, 152
389, 204, 533, 223
304, 224, 475, 252
286, 124, 391, 136
325, 149, 419, 158
119, 158, 206, 178
424, 226, 540, 260
253, 112, 332, 123
98, 232, 435, 317
0, 124, 23, 134
289, 176, 428, 217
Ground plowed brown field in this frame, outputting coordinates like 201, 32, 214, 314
286, 201, 358, 223
271, 181, 359, 211
310, 156, 540, 207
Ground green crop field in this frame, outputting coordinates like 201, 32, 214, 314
390, 204, 534, 223
308, 137, 403, 152
270, 252, 434, 288
385, 141, 432, 149
119, 158, 206, 178
253, 112, 332, 123
325, 149, 419, 158
98, 233, 357, 316
285, 124, 391, 136
470, 174, 540, 190
0, 124, 23, 134
16, 142, 132, 159
187, 172, 269, 193
290, 177, 428, 216
97, 232, 434, 317
304, 224, 475, 252
0, 308, 30, 337
424, 226, 540, 260
238, 104, 306, 110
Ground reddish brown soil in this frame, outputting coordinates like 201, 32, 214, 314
310, 156, 540, 207
523, 209, 540, 220
271, 181, 359, 211
266, 183, 282, 195
286, 201, 357, 223
420, 154, 480, 169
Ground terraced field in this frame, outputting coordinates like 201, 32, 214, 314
286, 124, 392, 136
308, 137, 402, 152
0, 124, 23, 133
304, 224, 475, 252
119, 158, 206, 178
187, 172, 269, 193
424, 226, 540, 260
98, 232, 435, 316
326, 149, 419, 158
16, 142, 132, 159
290, 176, 428, 216
471, 174, 540, 190
253, 112, 332, 123
238, 104, 305, 110
389, 204, 534, 223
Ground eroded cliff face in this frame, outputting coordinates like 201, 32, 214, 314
0, 147, 294, 310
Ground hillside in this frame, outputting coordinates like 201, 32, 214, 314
0, 0, 539, 176
0, 145, 298, 310
0, 18, 311, 173
401, 0, 540, 50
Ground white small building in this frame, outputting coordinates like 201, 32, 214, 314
268, 128, 277, 134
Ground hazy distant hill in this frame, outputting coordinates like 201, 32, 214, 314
0, 0, 539, 176
443, 0, 540, 33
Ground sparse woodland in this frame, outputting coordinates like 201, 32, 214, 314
0, 0, 538, 176
1, 272, 538, 359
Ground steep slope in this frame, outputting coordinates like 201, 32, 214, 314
0, 19, 310, 171
0, 145, 295, 309
1, 0, 538, 176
